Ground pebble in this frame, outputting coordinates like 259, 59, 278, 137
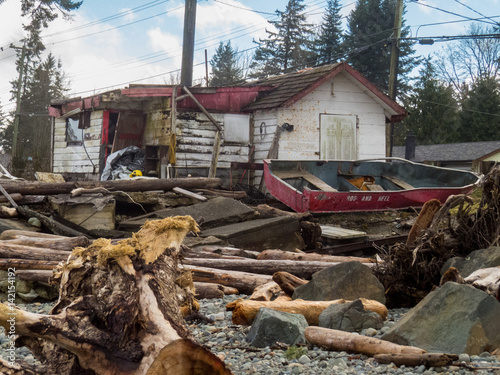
1, 295, 500, 375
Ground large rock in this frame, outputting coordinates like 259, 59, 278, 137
318, 299, 384, 332
292, 261, 385, 304
382, 282, 500, 354
442, 246, 500, 277
246, 307, 308, 348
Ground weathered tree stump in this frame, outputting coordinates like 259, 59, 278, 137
0, 216, 232, 375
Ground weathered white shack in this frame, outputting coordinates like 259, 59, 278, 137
48, 63, 406, 185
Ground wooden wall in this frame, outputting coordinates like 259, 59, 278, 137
175, 111, 251, 177
52, 110, 103, 179
251, 71, 388, 187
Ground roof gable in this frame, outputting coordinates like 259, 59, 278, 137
242, 62, 407, 122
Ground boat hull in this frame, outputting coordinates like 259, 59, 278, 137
263, 159, 479, 213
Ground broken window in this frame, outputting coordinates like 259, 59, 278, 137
66, 117, 82, 145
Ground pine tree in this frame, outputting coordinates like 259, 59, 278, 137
313, 0, 343, 65
10, 54, 69, 176
343, 0, 418, 96
7, 0, 81, 177
395, 59, 459, 145
458, 77, 500, 142
209, 41, 243, 86
250, 0, 314, 78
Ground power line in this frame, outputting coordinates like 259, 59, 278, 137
408, 0, 500, 27
44, 6, 185, 46
0, 0, 170, 51
213, 0, 276, 16
452, 0, 500, 27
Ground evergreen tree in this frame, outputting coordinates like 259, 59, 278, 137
313, 0, 343, 65
343, 0, 418, 96
24, 54, 69, 173
250, 0, 314, 78
395, 59, 459, 145
6, 0, 81, 177
458, 77, 500, 142
209, 41, 243, 86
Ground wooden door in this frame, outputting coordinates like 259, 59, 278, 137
320, 114, 357, 160
111, 111, 146, 153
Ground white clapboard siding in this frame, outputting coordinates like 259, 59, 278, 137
52, 110, 103, 175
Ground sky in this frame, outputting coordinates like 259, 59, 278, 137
0, 0, 499, 117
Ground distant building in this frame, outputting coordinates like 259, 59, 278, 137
393, 141, 500, 174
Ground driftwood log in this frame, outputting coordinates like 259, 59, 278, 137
305, 327, 426, 356
183, 265, 272, 295
257, 250, 375, 263
0, 216, 232, 375
272, 271, 308, 297
0, 244, 71, 261
182, 258, 373, 279
193, 282, 239, 299
226, 298, 388, 326
0, 177, 222, 196
0, 234, 90, 251
374, 353, 458, 367
248, 281, 282, 301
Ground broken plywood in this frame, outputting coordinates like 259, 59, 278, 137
320, 225, 367, 240
199, 216, 305, 252
119, 196, 257, 231
50, 194, 116, 231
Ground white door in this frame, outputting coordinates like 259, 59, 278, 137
320, 114, 357, 159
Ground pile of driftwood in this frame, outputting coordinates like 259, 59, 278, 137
1, 217, 233, 374
375, 165, 500, 307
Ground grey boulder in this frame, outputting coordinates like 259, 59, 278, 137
246, 307, 308, 348
292, 261, 385, 304
381, 282, 500, 355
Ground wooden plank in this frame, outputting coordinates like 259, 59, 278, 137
383, 175, 414, 190
274, 170, 338, 192
365, 184, 385, 191
320, 225, 367, 240
173, 187, 207, 201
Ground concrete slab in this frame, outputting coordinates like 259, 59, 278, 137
199, 216, 305, 251
119, 196, 257, 231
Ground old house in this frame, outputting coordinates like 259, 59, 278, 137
48, 62, 406, 186
393, 140, 500, 174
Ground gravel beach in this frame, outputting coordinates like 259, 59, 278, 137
1, 295, 500, 374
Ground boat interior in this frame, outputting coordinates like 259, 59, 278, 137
269, 159, 478, 193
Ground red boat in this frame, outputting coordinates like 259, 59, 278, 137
263, 158, 480, 213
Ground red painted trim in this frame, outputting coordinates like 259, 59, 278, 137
102, 110, 110, 146
48, 106, 61, 117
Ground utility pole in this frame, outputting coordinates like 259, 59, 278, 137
180, 0, 197, 87
11, 41, 27, 161
386, 0, 404, 157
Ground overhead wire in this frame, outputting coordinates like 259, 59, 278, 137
407, 0, 500, 27
451, 0, 500, 27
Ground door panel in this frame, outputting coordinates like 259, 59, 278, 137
111, 111, 146, 153
320, 114, 356, 159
